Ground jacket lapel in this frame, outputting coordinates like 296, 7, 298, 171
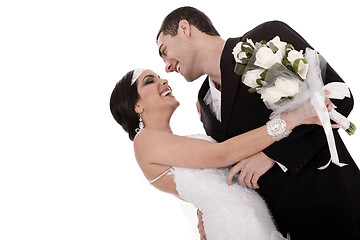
198, 77, 224, 142
221, 37, 242, 137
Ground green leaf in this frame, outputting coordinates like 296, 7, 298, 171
282, 57, 291, 67
293, 59, 301, 74
268, 42, 279, 53
285, 43, 294, 51
241, 42, 255, 50
234, 63, 246, 75
243, 47, 254, 57
293, 58, 306, 81
241, 57, 249, 65
260, 40, 267, 45
256, 78, 263, 86
248, 88, 257, 93
283, 59, 294, 72
260, 69, 268, 79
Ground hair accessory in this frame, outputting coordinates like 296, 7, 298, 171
131, 68, 147, 85
135, 115, 144, 133
266, 118, 292, 141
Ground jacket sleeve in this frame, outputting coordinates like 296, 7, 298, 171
249, 21, 354, 175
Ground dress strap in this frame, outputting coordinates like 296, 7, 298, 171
149, 168, 173, 184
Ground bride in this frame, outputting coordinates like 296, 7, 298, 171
109, 68, 332, 240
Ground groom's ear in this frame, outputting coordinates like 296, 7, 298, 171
178, 19, 191, 37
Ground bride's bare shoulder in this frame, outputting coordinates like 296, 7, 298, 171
134, 128, 160, 145
134, 129, 176, 144
133, 129, 151, 149
133, 129, 166, 159
133, 129, 182, 162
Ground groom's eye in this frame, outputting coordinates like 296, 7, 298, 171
162, 47, 167, 56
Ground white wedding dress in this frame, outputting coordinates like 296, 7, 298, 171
169, 134, 286, 240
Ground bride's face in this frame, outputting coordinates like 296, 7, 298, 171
135, 70, 179, 115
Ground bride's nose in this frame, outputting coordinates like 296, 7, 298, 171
161, 79, 168, 86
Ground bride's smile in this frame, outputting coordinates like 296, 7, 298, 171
160, 86, 173, 97
135, 70, 179, 130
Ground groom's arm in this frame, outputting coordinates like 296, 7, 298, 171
244, 20, 354, 175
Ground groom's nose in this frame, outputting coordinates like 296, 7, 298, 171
165, 61, 174, 73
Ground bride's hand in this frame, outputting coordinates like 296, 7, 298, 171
284, 96, 339, 129
227, 152, 275, 189
299, 98, 334, 125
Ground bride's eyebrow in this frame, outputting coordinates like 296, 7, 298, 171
142, 74, 155, 82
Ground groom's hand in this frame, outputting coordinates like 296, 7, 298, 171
227, 152, 275, 189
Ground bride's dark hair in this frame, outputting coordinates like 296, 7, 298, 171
110, 70, 140, 141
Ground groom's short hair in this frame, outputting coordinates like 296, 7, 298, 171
157, 6, 220, 40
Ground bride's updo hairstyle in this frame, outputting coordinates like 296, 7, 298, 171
110, 70, 140, 141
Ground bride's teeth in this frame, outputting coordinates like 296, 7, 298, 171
176, 64, 180, 72
161, 89, 172, 97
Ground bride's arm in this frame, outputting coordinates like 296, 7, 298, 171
134, 112, 300, 169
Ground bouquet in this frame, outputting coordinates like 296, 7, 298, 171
232, 36, 356, 135
232, 36, 356, 169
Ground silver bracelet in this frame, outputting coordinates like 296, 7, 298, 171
266, 118, 292, 141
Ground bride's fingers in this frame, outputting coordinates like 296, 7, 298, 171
238, 169, 247, 186
244, 171, 254, 189
324, 90, 330, 95
325, 98, 333, 112
332, 124, 341, 129
227, 163, 242, 185
251, 173, 260, 189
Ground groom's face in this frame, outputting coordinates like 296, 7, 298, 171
157, 32, 199, 82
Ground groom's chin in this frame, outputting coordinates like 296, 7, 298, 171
184, 74, 201, 83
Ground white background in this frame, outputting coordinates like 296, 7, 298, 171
1, 1, 359, 239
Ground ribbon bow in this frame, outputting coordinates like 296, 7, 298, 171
306, 49, 349, 169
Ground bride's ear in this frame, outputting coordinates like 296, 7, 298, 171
178, 19, 191, 37
135, 103, 143, 114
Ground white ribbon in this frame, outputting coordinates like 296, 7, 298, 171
311, 91, 348, 169
306, 49, 348, 169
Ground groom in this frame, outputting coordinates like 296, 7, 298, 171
156, 6, 360, 239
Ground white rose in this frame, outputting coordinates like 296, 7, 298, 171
232, 42, 245, 63
260, 86, 284, 104
287, 49, 303, 64
268, 36, 287, 58
274, 77, 300, 96
232, 39, 255, 63
297, 62, 309, 80
254, 46, 283, 69
243, 69, 264, 88
236, 51, 247, 63
287, 50, 309, 79
245, 38, 255, 48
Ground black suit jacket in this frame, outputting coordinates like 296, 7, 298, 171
198, 21, 360, 238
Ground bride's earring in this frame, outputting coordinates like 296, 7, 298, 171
135, 115, 144, 133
